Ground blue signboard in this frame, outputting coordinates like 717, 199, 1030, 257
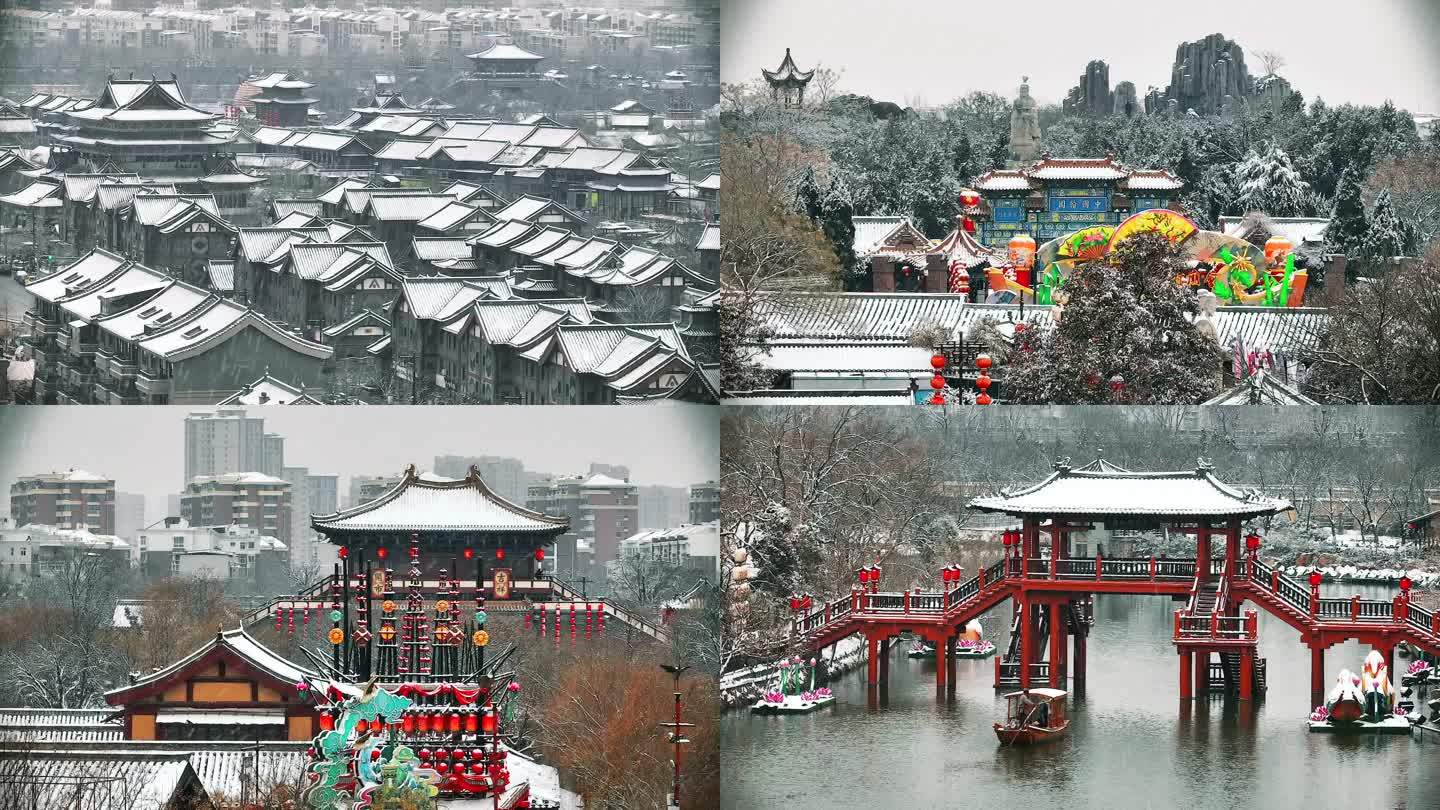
993, 205, 1023, 224
1048, 194, 1110, 214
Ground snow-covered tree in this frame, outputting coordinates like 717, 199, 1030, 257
1363, 189, 1417, 259
1328, 167, 1369, 256
1235, 142, 1313, 216
1004, 232, 1224, 404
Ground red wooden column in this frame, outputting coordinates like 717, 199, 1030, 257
1310, 644, 1324, 708
879, 636, 890, 684
1194, 650, 1209, 695
867, 634, 880, 686
1019, 596, 1033, 689
1074, 624, 1087, 687
934, 632, 948, 690
1239, 647, 1254, 700
1179, 649, 1192, 699
945, 634, 957, 692
1049, 601, 1065, 688
1224, 521, 1240, 582
1196, 525, 1211, 583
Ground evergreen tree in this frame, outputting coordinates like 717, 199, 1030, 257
1235, 142, 1311, 216
1003, 232, 1223, 404
1363, 189, 1415, 259
1327, 167, 1368, 255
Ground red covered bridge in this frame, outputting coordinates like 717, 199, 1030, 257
790, 459, 1440, 708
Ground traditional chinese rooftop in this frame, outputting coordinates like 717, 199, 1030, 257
973, 155, 1183, 192
969, 458, 1292, 519
312, 464, 570, 537
763, 47, 814, 86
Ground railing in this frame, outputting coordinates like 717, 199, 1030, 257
1209, 557, 1227, 577
1057, 558, 1095, 577
995, 661, 1050, 685
1100, 557, 1156, 578
1174, 610, 1255, 641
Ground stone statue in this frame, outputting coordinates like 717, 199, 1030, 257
1009, 77, 1042, 164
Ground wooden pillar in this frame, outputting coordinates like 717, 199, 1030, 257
945, 635, 957, 693
1239, 647, 1254, 700
867, 635, 880, 686
1196, 525, 1210, 583
934, 633, 948, 690
878, 637, 890, 684
1179, 649, 1192, 700
1224, 522, 1239, 581
1049, 601, 1065, 688
1019, 595, 1033, 689
1310, 644, 1324, 708
1074, 625, 1087, 686
1194, 649, 1209, 695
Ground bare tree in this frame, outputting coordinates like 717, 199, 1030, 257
1250, 49, 1287, 76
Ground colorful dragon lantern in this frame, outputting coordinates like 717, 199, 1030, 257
986, 209, 1309, 308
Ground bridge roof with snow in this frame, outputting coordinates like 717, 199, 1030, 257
968, 459, 1292, 519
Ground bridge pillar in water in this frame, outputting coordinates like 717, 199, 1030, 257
934, 633, 948, 691
1179, 649, 1192, 699
1310, 644, 1324, 708
1019, 596, 1033, 689
944, 635, 957, 693
1049, 602, 1065, 688
1239, 647, 1254, 700
867, 635, 881, 686
879, 636, 890, 684
1194, 650, 1209, 695
1074, 626, 1087, 690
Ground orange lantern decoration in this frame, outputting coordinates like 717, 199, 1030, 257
328, 628, 344, 645
1007, 234, 1037, 288
382, 599, 396, 613
1263, 235, 1293, 268
436, 599, 451, 613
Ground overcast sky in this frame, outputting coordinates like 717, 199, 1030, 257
0, 406, 718, 517
722, 0, 1440, 113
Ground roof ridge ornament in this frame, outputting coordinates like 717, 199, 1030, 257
1196, 457, 1215, 472
1053, 457, 1072, 473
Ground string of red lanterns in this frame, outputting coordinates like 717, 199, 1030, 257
929, 352, 946, 405
975, 354, 993, 405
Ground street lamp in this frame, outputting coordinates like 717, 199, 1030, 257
659, 663, 694, 810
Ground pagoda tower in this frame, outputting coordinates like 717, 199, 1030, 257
762, 48, 814, 107
299, 463, 571, 803
249, 72, 318, 128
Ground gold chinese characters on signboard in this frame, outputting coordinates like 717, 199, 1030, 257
492, 568, 512, 599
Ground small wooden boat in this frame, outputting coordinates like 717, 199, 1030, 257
995, 688, 1069, 746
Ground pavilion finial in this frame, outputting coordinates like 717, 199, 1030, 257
1053, 457, 1072, 473
1096, 446, 1104, 459
1196, 457, 1214, 472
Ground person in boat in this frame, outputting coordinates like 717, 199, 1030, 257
1015, 689, 1048, 728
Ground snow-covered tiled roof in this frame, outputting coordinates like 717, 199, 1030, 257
753, 292, 969, 342
1219, 215, 1331, 246
217, 374, 321, 405
312, 465, 568, 534
755, 344, 935, 373
58, 262, 169, 322
696, 223, 720, 252
969, 461, 1291, 518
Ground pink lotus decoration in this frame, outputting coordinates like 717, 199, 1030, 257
762, 691, 785, 704
1310, 705, 1330, 722
1395, 705, 1409, 716
1408, 660, 1431, 675
800, 690, 817, 701
815, 687, 832, 698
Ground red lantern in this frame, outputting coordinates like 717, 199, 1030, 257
377, 547, 388, 560
436, 747, 449, 760
402, 714, 416, 734
1245, 533, 1261, 551
449, 713, 462, 733
1308, 571, 1323, 587
976, 375, 992, 391
418, 713, 431, 733
338, 547, 348, 559
976, 354, 993, 370
463, 547, 474, 560
930, 374, 945, 390
1400, 576, 1413, 592
534, 548, 545, 562
496, 549, 505, 560
1014, 322, 1027, 334
929, 394, 945, 405
371, 748, 382, 761
976, 393, 993, 405
419, 748, 432, 761
963, 217, 976, 233
466, 712, 478, 733
436, 762, 450, 774
481, 709, 498, 734
472, 762, 485, 775
1109, 374, 1125, 392
931, 354, 946, 370
319, 711, 334, 731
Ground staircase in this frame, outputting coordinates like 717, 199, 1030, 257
995, 603, 1051, 688
1213, 650, 1268, 695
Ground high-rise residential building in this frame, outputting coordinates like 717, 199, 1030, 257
305, 473, 340, 568
10, 469, 116, 534
689, 480, 720, 525
588, 463, 630, 481
183, 408, 266, 484
433, 455, 528, 503
638, 484, 688, 529
114, 491, 146, 539
166, 493, 182, 521
579, 473, 638, 574
527, 475, 585, 577
262, 433, 285, 477
180, 472, 292, 547
349, 475, 403, 508
281, 466, 312, 569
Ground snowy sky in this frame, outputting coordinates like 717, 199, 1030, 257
722, 0, 1440, 113
0, 406, 719, 516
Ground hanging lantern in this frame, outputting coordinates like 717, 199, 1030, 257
463, 547, 474, 560
436, 599, 451, 613
1014, 322, 1027, 333
449, 713, 462, 733
436, 762, 450, 775
534, 548, 546, 562
403, 714, 416, 734
1245, 533, 1261, 551
1308, 571, 1323, 587
473, 630, 490, 647
1400, 576, 1413, 592
930, 374, 945, 390
496, 549, 505, 560
959, 189, 980, 209
338, 547, 348, 559
976, 375, 992, 391
480, 708, 498, 734
382, 599, 396, 613
1109, 374, 1125, 393
319, 711, 334, 731
962, 217, 976, 233
976, 393, 993, 405
472, 762, 486, 775
976, 354, 993, 371
379, 624, 396, 643
929, 393, 945, 405
931, 353, 946, 370
418, 713, 432, 733
328, 628, 344, 645
377, 547, 389, 560
465, 712, 479, 733
356, 718, 368, 734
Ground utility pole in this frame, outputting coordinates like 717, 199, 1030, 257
658, 663, 693, 810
